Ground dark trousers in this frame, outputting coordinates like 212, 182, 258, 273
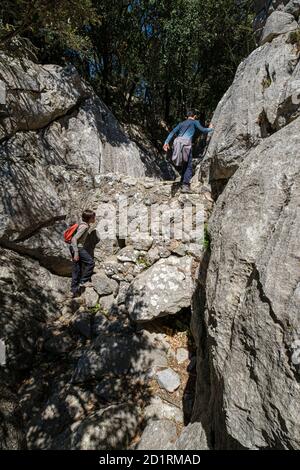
70, 247, 95, 293
180, 148, 193, 185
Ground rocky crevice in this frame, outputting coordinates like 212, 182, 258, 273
0, 94, 90, 146
5, 215, 67, 243
182, 0, 300, 450
0, 50, 179, 449
2, 0, 300, 451
0, 173, 214, 450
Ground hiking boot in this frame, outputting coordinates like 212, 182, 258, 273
0, 105, 9, 119
181, 184, 191, 194
65, 291, 74, 300
66, 289, 81, 299
79, 281, 93, 289
73, 292, 81, 298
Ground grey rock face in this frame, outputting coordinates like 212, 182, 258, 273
72, 330, 162, 382
193, 118, 300, 449
0, 247, 69, 449
116, 281, 130, 304
201, 33, 300, 188
126, 256, 193, 322
24, 381, 97, 449
92, 271, 118, 296
174, 422, 209, 450
43, 331, 73, 355
82, 288, 99, 309
144, 396, 183, 423
71, 405, 140, 450
137, 420, 178, 450
156, 368, 181, 393
129, 236, 153, 251
72, 336, 135, 382
0, 52, 163, 177
0, 52, 166, 275
253, 1, 294, 41
72, 312, 92, 339
94, 377, 124, 402
0, 247, 68, 371
260, 11, 298, 44
284, 0, 300, 16
117, 246, 139, 263
92, 312, 110, 336
99, 294, 116, 313
0, 55, 87, 139
179, 0, 300, 451
0, 385, 24, 449
132, 344, 168, 376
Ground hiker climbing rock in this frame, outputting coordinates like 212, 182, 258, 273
64, 209, 97, 296
163, 110, 213, 193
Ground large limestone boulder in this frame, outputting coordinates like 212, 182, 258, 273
193, 117, 300, 449
73, 330, 168, 383
137, 420, 178, 450
260, 11, 298, 44
179, 0, 300, 451
173, 422, 209, 450
126, 256, 194, 322
253, 1, 298, 41
0, 247, 69, 449
0, 54, 87, 139
285, 0, 300, 16
0, 385, 24, 450
0, 52, 167, 274
0, 52, 161, 178
202, 3, 300, 189
0, 248, 68, 371
71, 405, 140, 450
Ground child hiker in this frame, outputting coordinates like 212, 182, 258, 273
163, 110, 213, 193
69, 209, 96, 296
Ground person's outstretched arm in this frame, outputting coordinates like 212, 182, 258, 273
195, 120, 214, 134
163, 123, 181, 151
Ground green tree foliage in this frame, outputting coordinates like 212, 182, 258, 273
0, 0, 98, 58
0, 0, 255, 135
87, 0, 255, 128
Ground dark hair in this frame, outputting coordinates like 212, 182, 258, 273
82, 209, 96, 223
186, 109, 197, 118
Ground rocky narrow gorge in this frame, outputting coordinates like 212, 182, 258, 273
1, 0, 300, 451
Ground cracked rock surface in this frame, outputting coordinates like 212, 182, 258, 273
201, 5, 300, 191
194, 118, 300, 449
186, 0, 300, 450
2, 0, 300, 451
0, 51, 173, 276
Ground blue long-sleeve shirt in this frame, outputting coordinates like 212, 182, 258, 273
164, 119, 213, 145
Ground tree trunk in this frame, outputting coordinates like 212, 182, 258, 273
164, 84, 170, 123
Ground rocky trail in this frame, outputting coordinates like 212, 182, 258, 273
2, 176, 213, 450
2, 0, 300, 451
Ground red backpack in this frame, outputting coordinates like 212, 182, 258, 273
64, 223, 79, 244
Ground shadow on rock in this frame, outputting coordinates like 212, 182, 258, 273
19, 297, 160, 449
